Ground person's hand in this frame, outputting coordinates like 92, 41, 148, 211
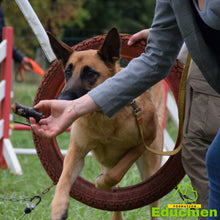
127, 29, 151, 46
30, 99, 77, 138
30, 94, 99, 138
21, 57, 29, 66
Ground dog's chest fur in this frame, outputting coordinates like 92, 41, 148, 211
71, 106, 140, 167
71, 92, 155, 168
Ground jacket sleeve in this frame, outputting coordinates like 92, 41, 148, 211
0, 7, 25, 63
0, 7, 6, 41
13, 46, 25, 63
88, 0, 184, 117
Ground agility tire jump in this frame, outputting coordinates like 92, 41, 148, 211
33, 33, 185, 211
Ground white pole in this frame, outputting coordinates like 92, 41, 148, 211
15, 0, 56, 62
3, 139, 22, 175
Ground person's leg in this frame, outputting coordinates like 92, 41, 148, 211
182, 81, 210, 213
206, 130, 220, 219
181, 60, 220, 220
182, 136, 210, 209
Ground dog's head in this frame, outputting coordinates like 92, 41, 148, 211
48, 27, 121, 100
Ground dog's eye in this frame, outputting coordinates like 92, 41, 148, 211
81, 66, 100, 85
87, 70, 94, 77
64, 64, 73, 82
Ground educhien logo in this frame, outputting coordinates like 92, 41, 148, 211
152, 183, 218, 218
174, 183, 198, 204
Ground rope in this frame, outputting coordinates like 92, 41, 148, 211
133, 53, 191, 156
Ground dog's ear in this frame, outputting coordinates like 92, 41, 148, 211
47, 31, 73, 66
98, 27, 121, 65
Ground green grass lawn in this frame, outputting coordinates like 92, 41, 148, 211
0, 73, 198, 220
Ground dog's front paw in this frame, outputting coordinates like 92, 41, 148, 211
51, 197, 69, 220
95, 174, 113, 190
52, 210, 68, 220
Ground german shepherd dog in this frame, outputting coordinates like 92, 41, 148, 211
47, 27, 164, 220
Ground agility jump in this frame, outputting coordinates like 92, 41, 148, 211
0, 27, 22, 175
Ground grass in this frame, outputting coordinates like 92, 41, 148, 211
0, 72, 198, 220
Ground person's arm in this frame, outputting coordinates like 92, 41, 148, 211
13, 46, 26, 63
0, 7, 28, 64
0, 7, 5, 41
88, 0, 183, 117
127, 29, 151, 46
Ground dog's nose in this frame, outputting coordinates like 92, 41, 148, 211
57, 89, 76, 100
57, 94, 73, 100
58, 89, 88, 100
57, 92, 76, 100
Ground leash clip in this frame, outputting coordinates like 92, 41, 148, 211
130, 100, 141, 113
24, 196, 41, 214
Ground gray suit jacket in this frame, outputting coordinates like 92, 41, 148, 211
89, 0, 220, 117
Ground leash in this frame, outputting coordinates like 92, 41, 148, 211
0, 183, 55, 220
132, 53, 191, 156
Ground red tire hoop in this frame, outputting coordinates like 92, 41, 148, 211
33, 34, 185, 211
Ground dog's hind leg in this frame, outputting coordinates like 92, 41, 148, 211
51, 141, 87, 220
136, 145, 162, 220
100, 166, 124, 220
111, 211, 125, 220
111, 184, 125, 220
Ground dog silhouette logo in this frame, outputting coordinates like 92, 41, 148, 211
174, 183, 198, 204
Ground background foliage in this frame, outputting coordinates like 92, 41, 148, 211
2, 0, 155, 58
2, 0, 89, 57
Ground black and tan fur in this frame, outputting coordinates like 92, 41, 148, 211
48, 27, 164, 220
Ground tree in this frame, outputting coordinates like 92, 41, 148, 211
2, 0, 89, 57
63, 0, 156, 46
2, 0, 156, 57
82, 0, 156, 33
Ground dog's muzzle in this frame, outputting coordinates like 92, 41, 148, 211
58, 88, 88, 100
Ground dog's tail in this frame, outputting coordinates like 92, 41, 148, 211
151, 80, 167, 129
